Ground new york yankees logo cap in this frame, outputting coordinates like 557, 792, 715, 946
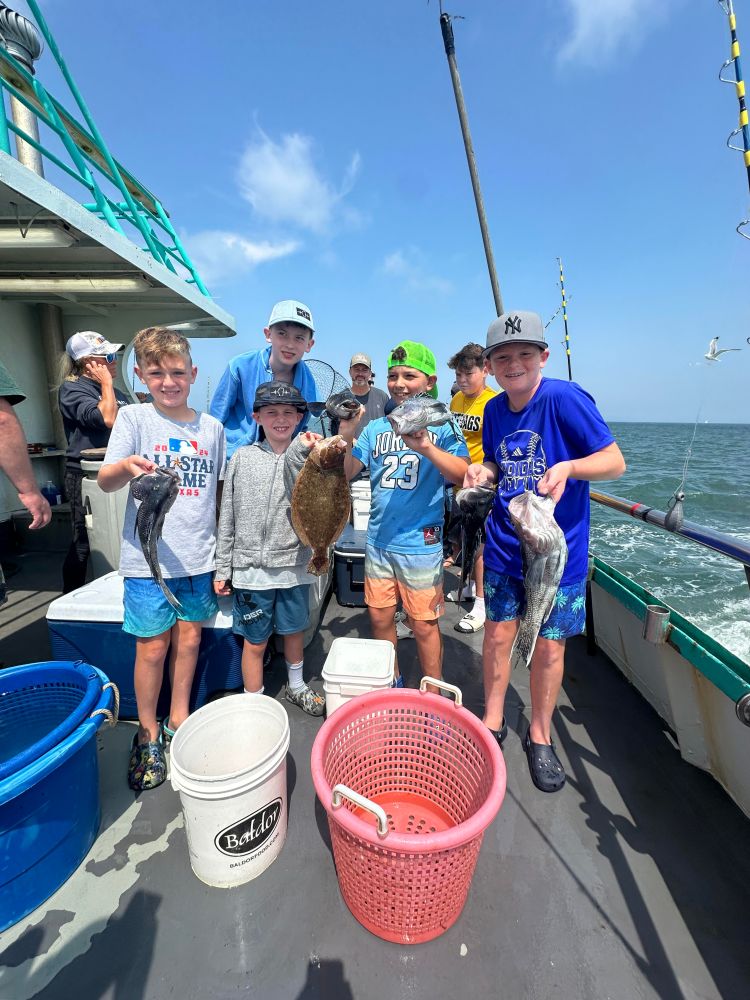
482, 310, 548, 359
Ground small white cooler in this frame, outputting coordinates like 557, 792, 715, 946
349, 478, 371, 531
321, 637, 395, 716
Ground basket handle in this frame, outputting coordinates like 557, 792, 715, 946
331, 784, 389, 839
419, 677, 463, 706
90, 681, 120, 729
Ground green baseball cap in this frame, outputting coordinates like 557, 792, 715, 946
387, 341, 439, 398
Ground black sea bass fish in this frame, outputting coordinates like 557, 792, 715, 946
454, 485, 497, 608
130, 466, 182, 610
308, 389, 362, 422
508, 490, 568, 671
387, 394, 459, 437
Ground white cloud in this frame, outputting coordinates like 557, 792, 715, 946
381, 248, 454, 295
185, 229, 299, 287
558, 0, 662, 64
236, 129, 361, 234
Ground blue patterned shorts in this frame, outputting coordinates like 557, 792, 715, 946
483, 569, 587, 640
123, 572, 218, 638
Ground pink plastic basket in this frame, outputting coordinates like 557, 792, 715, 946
311, 678, 506, 944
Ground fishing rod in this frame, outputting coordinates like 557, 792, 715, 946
718, 1, 750, 239
557, 257, 573, 380
437, 4, 503, 315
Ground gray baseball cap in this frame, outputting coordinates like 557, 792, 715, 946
482, 311, 548, 359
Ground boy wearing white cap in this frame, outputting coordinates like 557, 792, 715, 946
210, 300, 318, 458
465, 310, 625, 792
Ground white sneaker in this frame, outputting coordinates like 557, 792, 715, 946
394, 610, 414, 640
446, 582, 476, 603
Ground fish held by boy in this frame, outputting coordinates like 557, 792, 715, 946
308, 388, 362, 423
387, 393, 459, 437
508, 490, 568, 671
130, 466, 182, 609
290, 435, 351, 575
454, 484, 496, 608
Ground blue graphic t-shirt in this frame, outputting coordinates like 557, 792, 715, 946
482, 378, 614, 584
353, 417, 469, 554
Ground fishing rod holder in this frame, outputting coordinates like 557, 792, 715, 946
735, 693, 750, 726
643, 605, 671, 645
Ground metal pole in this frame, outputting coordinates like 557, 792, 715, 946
557, 257, 572, 380
439, 12, 503, 315
0, 4, 44, 175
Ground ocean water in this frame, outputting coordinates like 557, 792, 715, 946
590, 422, 750, 664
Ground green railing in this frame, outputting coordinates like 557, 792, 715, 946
0, 0, 210, 296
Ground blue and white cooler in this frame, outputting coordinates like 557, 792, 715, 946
46, 573, 242, 720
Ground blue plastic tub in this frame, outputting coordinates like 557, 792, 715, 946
0, 662, 116, 932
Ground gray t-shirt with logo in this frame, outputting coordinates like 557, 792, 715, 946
104, 404, 226, 579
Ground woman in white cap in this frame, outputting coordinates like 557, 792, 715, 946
57, 331, 130, 592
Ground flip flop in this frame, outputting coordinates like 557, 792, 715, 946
454, 613, 485, 633
524, 731, 566, 793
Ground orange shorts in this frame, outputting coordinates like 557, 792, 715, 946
364, 546, 444, 621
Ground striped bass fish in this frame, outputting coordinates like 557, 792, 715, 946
508, 490, 568, 671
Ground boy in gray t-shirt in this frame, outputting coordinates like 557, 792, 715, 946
100, 327, 226, 791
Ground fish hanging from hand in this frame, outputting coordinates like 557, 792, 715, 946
290, 436, 351, 575
130, 466, 182, 609
508, 490, 568, 671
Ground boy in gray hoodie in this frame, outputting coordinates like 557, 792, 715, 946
213, 380, 324, 715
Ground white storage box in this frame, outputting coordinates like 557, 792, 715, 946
349, 478, 371, 531
321, 637, 394, 716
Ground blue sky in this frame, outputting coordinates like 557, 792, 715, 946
20, 0, 750, 422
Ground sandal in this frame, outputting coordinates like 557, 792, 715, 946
285, 683, 326, 717
161, 717, 176, 750
487, 718, 507, 748
524, 731, 565, 793
454, 612, 485, 634
128, 734, 167, 791
443, 554, 457, 568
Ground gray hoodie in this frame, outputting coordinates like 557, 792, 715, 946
214, 436, 310, 580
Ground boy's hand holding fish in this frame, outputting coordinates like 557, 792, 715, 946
463, 461, 498, 489
98, 452, 157, 492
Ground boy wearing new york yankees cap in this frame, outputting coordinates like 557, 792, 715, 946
464, 310, 625, 792
210, 299, 318, 458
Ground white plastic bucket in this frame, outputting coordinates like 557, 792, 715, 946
321, 638, 395, 716
170, 695, 290, 887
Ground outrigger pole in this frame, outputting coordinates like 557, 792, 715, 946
438, 6, 503, 315
557, 257, 573, 380
718, 1, 750, 239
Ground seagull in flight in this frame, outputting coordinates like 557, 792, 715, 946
705, 336, 741, 361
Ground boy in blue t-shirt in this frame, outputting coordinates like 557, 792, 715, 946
465, 311, 625, 793
338, 341, 469, 687
209, 299, 318, 458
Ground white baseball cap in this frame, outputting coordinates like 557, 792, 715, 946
267, 300, 314, 332
66, 331, 123, 361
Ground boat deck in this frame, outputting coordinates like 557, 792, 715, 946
1, 556, 749, 1000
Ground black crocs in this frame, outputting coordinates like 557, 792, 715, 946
487, 717, 508, 748
524, 731, 566, 793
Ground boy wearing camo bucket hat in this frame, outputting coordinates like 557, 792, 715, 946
464, 310, 625, 792
337, 340, 469, 690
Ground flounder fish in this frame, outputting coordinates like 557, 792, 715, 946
508, 490, 568, 671
130, 466, 182, 609
454, 485, 497, 608
290, 436, 351, 575
387, 393, 459, 437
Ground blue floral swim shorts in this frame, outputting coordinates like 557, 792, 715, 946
483, 569, 587, 640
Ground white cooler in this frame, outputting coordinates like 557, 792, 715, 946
321, 637, 395, 716
349, 478, 371, 531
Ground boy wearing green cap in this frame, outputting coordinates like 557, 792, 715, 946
338, 341, 470, 686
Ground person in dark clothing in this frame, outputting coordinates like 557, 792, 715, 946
57, 331, 129, 592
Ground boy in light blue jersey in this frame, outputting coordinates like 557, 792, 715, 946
338, 341, 469, 687
210, 299, 317, 458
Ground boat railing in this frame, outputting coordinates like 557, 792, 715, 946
590, 491, 750, 582
589, 490, 750, 725
0, 1, 209, 295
